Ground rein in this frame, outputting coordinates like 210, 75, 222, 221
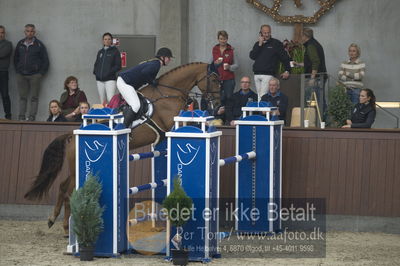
150, 71, 220, 105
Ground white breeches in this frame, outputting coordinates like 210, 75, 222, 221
96, 80, 117, 103
117, 77, 140, 112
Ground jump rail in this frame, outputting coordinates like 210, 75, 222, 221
219, 151, 256, 166
129, 179, 168, 195
129, 150, 167, 161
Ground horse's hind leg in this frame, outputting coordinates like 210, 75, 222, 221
62, 176, 75, 237
48, 177, 70, 229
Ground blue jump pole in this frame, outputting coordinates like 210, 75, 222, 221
219, 151, 256, 166
129, 150, 167, 161
129, 179, 167, 195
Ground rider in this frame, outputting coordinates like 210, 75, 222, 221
117, 47, 173, 127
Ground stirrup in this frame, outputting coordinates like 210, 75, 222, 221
123, 106, 140, 128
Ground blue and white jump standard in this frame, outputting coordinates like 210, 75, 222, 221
166, 110, 222, 263
234, 102, 283, 233
72, 108, 130, 257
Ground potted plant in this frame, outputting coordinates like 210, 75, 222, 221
328, 85, 353, 127
70, 174, 104, 261
162, 177, 193, 266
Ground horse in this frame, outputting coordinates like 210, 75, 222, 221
24, 62, 221, 236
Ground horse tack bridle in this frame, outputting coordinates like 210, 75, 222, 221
150, 69, 221, 106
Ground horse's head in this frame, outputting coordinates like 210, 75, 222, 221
195, 63, 221, 111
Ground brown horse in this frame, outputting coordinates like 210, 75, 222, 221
24, 62, 220, 236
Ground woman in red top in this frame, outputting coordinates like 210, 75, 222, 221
211, 30, 238, 106
60, 76, 87, 121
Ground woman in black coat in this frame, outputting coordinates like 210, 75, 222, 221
47, 100, 67, 122
342, 88, 376, 128
93, 32, 121, 104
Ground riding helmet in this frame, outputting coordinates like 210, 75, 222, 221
156, 47, 174, 58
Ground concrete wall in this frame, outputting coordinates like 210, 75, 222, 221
188, 0, 400, 128
0, 0, 161, 121
1, 0, 399, 126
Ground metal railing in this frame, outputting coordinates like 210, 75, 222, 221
299, 73, 400, 128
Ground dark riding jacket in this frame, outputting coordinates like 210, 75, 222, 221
119, 59, 161, 89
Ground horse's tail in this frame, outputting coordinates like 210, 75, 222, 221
24, 133, 72, 201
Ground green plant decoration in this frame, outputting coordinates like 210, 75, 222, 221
328, 85, 353, 127
70, 174, 104, 248
162, 177, 193, 251
278, 39, 305, 74
162, 177, 193, 228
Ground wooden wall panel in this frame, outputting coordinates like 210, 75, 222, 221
1, 122, 400, 217
0, 125, 21, 203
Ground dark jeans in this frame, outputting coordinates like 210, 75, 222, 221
346, 88, 361, 105
0, 71, 11, 119
220, 79, 235, 106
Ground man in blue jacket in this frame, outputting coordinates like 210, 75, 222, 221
14, 24, 49, 121
261, 77, 288, 122
117, 47, 173, 127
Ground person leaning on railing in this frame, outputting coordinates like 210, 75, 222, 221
342, 88, 376, 128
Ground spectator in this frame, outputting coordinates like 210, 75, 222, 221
211, 30, 238, 106
338, 43, 365, 105
260, 77, 288, 122
60, 76, 87, 121
342, 88, 376, 128
46, 100, 67, 122
74, 101, 90, 123
224, 76, 258, 126
249, 24, 290, 101
117, 47, 173, 128
0, 25, 12, 120
14, 24, 49, 121
93, 32, 121, 104
295, 28, 327, 120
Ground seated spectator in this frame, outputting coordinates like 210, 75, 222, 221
342, 88, 376, 128
46, 100, 67, 122
224, 76, 258, 126
338, 43, 365, 105
74, 102, 90, 123
260, 77, 288, 122
60, 76, 87, 121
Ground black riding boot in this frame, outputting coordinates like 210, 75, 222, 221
123, 106, 140, 128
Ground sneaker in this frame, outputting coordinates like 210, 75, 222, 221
5, 114, 11, 120
28, 116, 36, 121
19, 115, 26, 121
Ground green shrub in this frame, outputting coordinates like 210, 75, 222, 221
70, 174, 104, 248
162, 177, 193, 228
328, 85, 353, 127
